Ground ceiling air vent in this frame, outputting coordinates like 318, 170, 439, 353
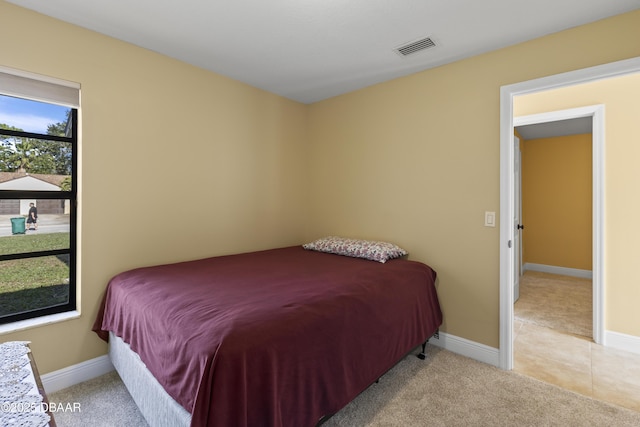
394, 37, 436, 57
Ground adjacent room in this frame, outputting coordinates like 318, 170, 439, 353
1, 1, 639, 425
511, 71, 640, 413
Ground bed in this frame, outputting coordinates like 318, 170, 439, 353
93, 243, 442, 427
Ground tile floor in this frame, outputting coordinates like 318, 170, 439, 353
513, 274, 640, 413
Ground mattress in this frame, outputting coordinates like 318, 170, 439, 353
93, 245, 442, 426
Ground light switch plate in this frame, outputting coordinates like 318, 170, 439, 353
484, 211, 496, 227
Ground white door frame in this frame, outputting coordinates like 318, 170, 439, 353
499, 56, 640, 370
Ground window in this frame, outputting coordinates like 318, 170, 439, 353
0, 67, 79, 325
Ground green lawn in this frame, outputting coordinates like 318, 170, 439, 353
0, 232, 69, 256
0, 232, 70, 317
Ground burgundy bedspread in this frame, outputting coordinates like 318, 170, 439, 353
93, 246, 442, 427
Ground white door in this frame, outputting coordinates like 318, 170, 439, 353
513, 136, 522, 302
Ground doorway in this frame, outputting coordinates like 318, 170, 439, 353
498, 56, 640, 370
514, 116, 594, 339
515, 106, 602, 336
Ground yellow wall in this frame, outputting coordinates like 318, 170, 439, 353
515, 72, 640, 338
307, 10, 640, 347
1, 2, 639, 372
0, 2, 309, 372
521, 134, 592, 270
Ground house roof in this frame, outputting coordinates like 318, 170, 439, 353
0, 171, 68, 187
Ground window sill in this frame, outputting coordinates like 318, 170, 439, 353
0, 311, 80, 335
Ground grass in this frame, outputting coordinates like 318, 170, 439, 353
0, 232, 70, 317
0, 232, 69, 256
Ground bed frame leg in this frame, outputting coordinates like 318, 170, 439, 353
417, 329, 439, 360
417, 341, 427, 360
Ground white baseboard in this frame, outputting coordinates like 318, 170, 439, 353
523, 263, 592, 279
40, 333, 500, 395
41, 354, 114, 394
428, 331, 500, 367
428, 330, 640, 367
47, 331, 635, 395
604, 330, 640, 356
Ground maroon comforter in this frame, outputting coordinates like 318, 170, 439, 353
93, 246, 442, 427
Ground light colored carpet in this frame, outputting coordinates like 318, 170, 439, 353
48, 369, 149, 427
49, 346, 640, 426
515, 271, 592, 338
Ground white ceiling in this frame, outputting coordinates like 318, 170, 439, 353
7, 0, 640, 104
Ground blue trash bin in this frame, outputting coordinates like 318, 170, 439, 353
11, 217, 26, 235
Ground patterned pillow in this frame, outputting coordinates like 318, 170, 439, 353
302, 236, 408, 263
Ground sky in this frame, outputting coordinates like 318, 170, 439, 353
0, 94, 69, 134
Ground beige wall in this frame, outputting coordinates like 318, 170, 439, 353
0, 2, 309, 373
1, 2, 639, 373
521, 133, 592, 270
308, 10, 640, 347
515, 72, 640, 338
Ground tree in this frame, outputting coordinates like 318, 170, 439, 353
59, 176, 72, 191
0, 124, 30, 172
0, 124, 56, 173
44, 111, 73, 175
0, 109, 72, 175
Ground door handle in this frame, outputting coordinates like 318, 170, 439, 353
517, 224, 524, 230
